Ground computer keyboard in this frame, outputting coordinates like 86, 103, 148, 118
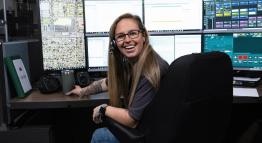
233, 77, 261, 87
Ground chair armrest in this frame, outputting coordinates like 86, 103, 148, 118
105, 117, 144, 143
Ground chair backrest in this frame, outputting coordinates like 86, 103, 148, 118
138, 52, 233, 143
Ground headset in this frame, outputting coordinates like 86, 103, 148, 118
109, 38, 117, 55
110, 39, 117, 50
37, 74, 61, 94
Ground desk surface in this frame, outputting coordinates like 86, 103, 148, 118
10, 84, 262, 109
10, 90, 109, 109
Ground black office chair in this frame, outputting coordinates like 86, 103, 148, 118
106, 52, 233, 143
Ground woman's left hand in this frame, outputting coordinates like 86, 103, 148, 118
92, 105, 103, 124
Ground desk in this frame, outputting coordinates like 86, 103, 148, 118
10, 90, 109, 109
6, 90, 106, 143
7, 87, 262, 143
9, 83, 262, 109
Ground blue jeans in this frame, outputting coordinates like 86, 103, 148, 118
90, 127, 120, 143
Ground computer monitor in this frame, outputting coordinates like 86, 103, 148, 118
204, 0, 262, 30
84, 0, 143, 33
39, 0, 86, 70
149, 34, 202, 64
144, 0, 203, 31
87, 37, 109, 72
174, 34, 202, 59
149, 35, 175, 64
203, 32, 262, 76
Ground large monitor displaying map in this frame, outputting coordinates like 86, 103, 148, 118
39, 0, 86, 70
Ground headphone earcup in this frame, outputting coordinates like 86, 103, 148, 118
110, 40, 117, 50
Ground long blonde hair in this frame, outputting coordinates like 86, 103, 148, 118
108, 13, 161, 107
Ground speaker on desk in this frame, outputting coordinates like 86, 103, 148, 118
76, 71, 90, 87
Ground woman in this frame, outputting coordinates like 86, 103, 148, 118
66, 13, 169, 143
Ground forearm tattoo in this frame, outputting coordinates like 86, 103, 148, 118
80, 80, 103, 96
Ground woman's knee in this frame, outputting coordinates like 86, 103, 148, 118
91, 127, 119, 143
92, 128, 107, 139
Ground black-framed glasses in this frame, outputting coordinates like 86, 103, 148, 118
114, 30, 142, 42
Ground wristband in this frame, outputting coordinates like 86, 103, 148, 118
99, 104, 108, 117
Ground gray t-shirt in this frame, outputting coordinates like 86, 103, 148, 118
128, 57, 169, 121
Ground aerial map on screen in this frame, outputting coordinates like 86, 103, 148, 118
40, 0, 85, 70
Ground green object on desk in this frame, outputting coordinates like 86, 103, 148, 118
4, 56, 32, 98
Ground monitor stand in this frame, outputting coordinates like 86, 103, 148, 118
233, 76, 261, 87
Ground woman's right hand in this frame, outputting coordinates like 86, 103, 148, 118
65, 78, 107, 98
65, 85, 82, 97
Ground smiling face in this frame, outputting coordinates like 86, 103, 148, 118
114, 18, 145, 61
